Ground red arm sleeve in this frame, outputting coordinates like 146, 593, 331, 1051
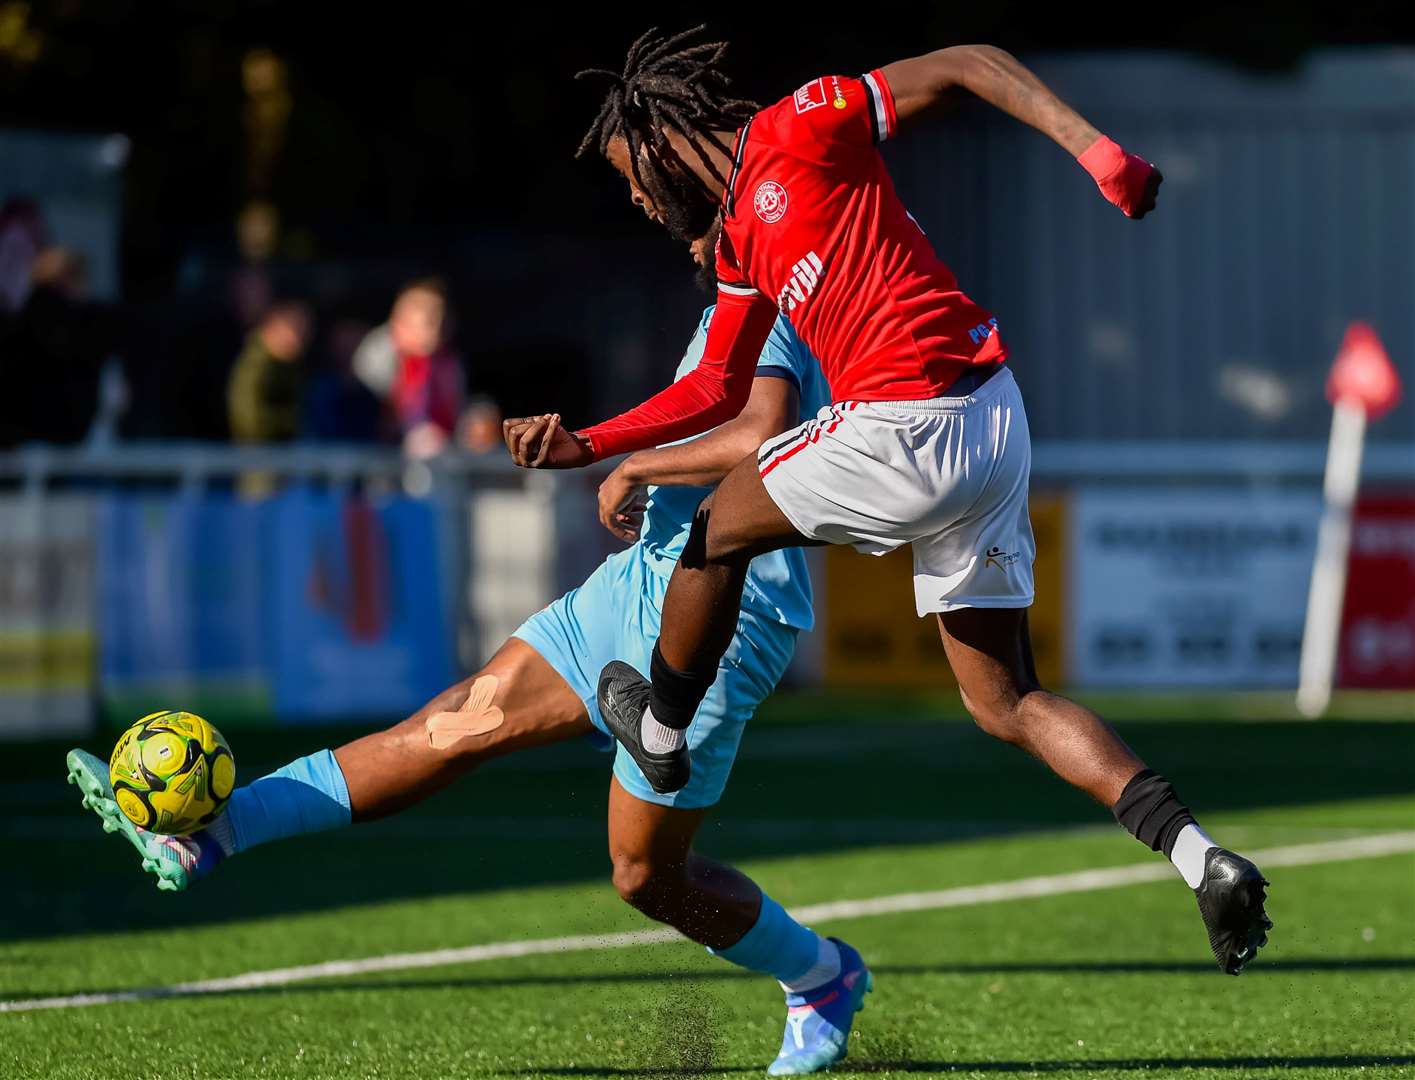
579, 285, 780, 461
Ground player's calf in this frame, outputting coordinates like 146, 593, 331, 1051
608, 781, 867, 1074
939, 608, 1273, 973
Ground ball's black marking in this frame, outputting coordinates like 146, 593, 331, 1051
111, 780, 156, 828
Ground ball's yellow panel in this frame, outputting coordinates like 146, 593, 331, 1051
114, 787, 152, 829
211, 752, 236, 800
108, 711, 236, 836
140, 731, 188, 778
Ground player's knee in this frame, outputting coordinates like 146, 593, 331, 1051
679, 494, 753, 568
959, 685, 1024, 744
610, 853, 682, 915
679, 497, 713, 569
702, 516, 758, 566
610, 854, 657, 906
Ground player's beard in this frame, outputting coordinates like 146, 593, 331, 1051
640, 160, 720, 246
693, 217, 723, 295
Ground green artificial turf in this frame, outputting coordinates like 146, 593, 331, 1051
3, 696, 1412, 1078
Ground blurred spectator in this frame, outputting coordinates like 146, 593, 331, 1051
122, 201, 282, 441
0, 247, 118, 447
353, 277, 466, 458
303, 316, 382, 442
236, 200, 281, 265
459, 395, 505, 454
0, 198, 46, 316
227, 301, 312, 443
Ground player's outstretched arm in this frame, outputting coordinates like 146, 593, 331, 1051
506, 289, 778, 472
597, 374, 799, 542
881, 45, 1162, 219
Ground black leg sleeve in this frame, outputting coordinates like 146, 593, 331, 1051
647, 642, 716, 731
1112, 768, 1197, 858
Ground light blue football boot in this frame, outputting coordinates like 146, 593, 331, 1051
65, 748, 224, 892
768, 937, 873, 1075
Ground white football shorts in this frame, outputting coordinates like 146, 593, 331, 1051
757, 366, 1035, 616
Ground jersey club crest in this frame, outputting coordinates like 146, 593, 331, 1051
754, 180, 788, 224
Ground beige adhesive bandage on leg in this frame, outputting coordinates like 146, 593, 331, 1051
426, 674, 505, 749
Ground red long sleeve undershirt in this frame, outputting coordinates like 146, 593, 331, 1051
579, 288, 780, 461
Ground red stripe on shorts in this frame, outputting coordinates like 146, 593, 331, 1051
759, 402, 859, 478
759, 424, 815, 477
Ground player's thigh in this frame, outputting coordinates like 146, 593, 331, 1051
694, 452, 811, 565
335, 638, 590, 818
935, 606, 1041, 719
472, 637, 594, 755
405, 637, 592, 759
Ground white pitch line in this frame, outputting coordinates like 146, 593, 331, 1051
3, 831, 1411, 1015
790, 832, 1415, 924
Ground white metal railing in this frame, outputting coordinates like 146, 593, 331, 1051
0, 442, 522, 487
0, 443, 606, 728
0, 439, 1407, 486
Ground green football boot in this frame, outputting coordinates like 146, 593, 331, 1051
65, 748, 222, 892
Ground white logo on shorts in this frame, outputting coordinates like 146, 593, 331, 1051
754, 180, 788, 223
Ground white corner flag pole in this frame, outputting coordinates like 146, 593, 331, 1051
1296, 399, 1367, 718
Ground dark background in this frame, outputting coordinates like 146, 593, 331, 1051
3, 2, 1411, 297
3, 3, 1413, 438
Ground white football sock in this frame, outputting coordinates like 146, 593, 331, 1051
640, 706, 687, 754
1170, 823, 1218, 889
780, 936, 841, 994
202, 813, 237, 857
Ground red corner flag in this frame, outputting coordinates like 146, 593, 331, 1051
1300, 320, 1402, 717
1326, 321, 1402, 420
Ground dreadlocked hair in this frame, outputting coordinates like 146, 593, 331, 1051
575, 25, 758, 204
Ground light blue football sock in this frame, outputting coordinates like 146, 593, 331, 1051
708, 893, 822, 984
204, 749, 351, 856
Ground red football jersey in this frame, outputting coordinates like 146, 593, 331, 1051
582, 68, 1006, 460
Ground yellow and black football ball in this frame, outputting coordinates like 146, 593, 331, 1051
109, 711, 236, 835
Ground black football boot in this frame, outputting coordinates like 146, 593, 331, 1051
1194, 847, 1273, 975
597, 661, 691, 795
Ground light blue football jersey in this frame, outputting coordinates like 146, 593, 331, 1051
637, 307, 831, 632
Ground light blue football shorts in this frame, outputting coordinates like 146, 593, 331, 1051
512, 543, 797, 809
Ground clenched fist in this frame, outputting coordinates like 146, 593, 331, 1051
502, 414, 595, 469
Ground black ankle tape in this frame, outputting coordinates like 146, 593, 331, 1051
648, 643, 715, 731
1112, 768, 1196, 857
